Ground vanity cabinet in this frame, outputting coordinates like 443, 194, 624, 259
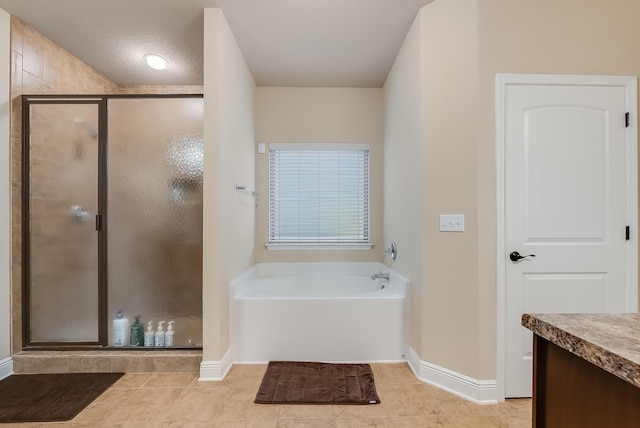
523, 313, 640, 428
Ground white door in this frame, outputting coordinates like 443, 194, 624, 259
503, 78, 636, 397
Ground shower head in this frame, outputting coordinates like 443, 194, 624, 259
74, 118, 98, 140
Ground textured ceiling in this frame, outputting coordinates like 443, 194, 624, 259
0, 0, 433, 87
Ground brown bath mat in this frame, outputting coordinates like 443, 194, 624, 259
0, 372, 124, 423
255, 361, 380, 405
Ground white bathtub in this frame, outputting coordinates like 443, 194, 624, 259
230, 262, 409, 363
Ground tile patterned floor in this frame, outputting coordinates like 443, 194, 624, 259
3, 364, 532, 427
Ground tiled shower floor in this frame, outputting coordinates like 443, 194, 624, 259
3, 363, 532, 427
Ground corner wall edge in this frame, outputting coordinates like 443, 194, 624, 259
198, 349, 232, 381
0, 356, 13, 381
406, 347, 498, 404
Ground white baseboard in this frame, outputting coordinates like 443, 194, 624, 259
199, 349, 232, 381
0, 356, 13, 380
406, 347, 498, 404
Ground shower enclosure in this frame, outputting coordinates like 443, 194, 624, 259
22, 95, 203, 348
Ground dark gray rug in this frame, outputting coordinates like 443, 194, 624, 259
255, 361, 380, 405
0, 372, 124, 423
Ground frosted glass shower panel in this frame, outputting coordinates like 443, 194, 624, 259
107, 98, 203, 346
29, 103, 100, 342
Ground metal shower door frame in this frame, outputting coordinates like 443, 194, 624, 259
22, 95, 107, 347
21, 93, 203, 349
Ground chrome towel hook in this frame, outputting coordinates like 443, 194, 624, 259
235, 185, 258, 197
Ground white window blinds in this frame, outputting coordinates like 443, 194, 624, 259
268, 143, 370, 246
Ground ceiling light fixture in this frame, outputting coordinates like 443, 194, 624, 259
144, 54, 168, 70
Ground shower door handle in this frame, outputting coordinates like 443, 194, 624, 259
95, 214, 102, 231
70, 205, 91, 223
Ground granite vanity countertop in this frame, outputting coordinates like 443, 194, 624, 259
522, 313, 640, 388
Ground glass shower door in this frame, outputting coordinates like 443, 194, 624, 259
107, 97, 203, 347
26, 101, 102, 344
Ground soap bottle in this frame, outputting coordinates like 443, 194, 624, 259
129, 316, 143, 347
164, 321, 175, 347
154, 321, 165, 347
144, 321, 155, 347
112, 310, 130, 347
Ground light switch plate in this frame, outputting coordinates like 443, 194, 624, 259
440, 214, 464, 232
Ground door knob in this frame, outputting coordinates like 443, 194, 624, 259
510, 251, 536, 262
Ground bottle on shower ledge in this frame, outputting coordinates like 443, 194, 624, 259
112, 310, 130, 347
164, 321, 175, 347
129, 316, 143, 347
154, 321, 165, 347
144, 321, 155, 347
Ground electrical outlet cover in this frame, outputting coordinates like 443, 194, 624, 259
439, 214, 464, 232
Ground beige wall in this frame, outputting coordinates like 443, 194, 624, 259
387, 0, 640, 383
254, 87, 384, 263
420, 0, 480, 376
383, 16, 423, 354
203, 8, 256, 361
0, 8, 10, 362
384, 0, 480, 378
476, 0, 640, 380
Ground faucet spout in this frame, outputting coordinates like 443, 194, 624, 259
371, 273, 389, 281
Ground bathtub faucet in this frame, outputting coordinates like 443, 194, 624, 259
371, 273, 389, 281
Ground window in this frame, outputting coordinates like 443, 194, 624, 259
268, 143, 371, 249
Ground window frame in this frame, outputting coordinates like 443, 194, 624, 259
266, 143, 372, 250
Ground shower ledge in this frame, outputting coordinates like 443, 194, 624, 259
12, 349, 202, 374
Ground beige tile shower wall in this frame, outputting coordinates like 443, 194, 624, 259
9, 17, 118, 352
9, 16, 203, 352
117, 85, 203, 95
254, 87, 385, 263
0, 9, 10, 362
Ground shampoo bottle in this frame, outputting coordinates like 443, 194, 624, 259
154, 321, 165, 347
112, 310, 130, 347
129, 316, 143, 347
144, 321, 155, 347
164, 321, 175, 347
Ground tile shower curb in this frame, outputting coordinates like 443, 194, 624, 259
12, 350, 202, 374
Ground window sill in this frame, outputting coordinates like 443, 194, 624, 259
265, 243, 374, 251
